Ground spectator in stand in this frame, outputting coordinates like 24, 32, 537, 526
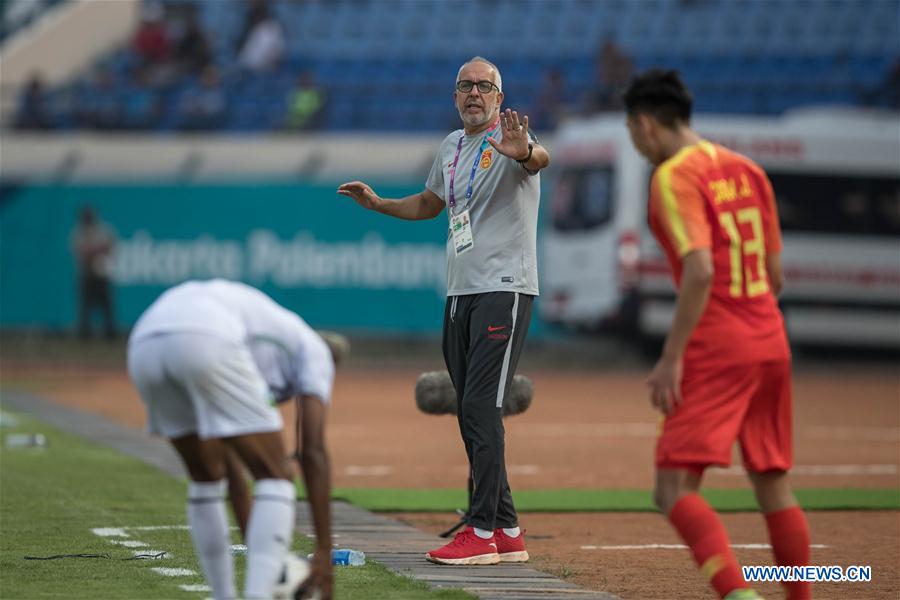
237, 0, 285, 73
133, 2, 170, 73
178, 66, 228, 131
173, 11, 212, 76
285, 71, 326, 130
531, 68, 568, 132
235, 0, 270, 53
15, 74, 51, 130
583, 36, 634, 114
75, 68, 122, 130
123, 71, 162, 130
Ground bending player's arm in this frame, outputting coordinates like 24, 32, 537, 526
298, 394, 333, 600
337, 182, 445, 221
647, 249, 714, 415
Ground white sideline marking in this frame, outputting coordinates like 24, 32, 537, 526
111, 540, 148, 548
517, 423, 657, 438
713, 464, 898, 476
344, 465, 395, 476
790, 464, 897, 476
134, 550, 168, 559
152, 568, 196, 577
92, 525, 205, 594
581, 543, 829, 550
508, 464, 541, 475
803, 425, 900, 442
519, 422, 900, 441
91, 528, 129, 537
130, 525, 238, 531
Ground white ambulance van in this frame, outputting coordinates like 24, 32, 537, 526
540, 109, 900, 349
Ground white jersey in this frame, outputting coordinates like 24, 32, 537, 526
130, 279, 334, 404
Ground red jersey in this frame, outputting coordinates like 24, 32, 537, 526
648, 140, 790, 368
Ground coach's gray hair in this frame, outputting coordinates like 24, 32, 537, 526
457, 56, 503, 92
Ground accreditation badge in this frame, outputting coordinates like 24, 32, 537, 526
451, 209, 474, 256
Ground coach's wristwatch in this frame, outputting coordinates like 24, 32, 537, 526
516, 142, 534, 164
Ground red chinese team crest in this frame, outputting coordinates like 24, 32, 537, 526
480, 148, 494, 169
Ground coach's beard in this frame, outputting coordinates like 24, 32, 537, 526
458, 106, 496, 131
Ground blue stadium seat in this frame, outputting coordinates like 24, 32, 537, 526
52, 0, 897, 132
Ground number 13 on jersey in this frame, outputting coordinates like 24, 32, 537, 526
718, 207, 769, 298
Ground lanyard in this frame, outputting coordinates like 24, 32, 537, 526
448, 118, 500, 212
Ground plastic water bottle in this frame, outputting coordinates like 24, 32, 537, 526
332, 549, 365, 566
308, 549, 365, 566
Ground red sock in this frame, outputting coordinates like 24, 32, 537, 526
766, 506, 812, 600
668, 494, 747, 599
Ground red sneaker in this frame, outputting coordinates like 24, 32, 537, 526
425, 527, 500, 565
494, 528, 529, 562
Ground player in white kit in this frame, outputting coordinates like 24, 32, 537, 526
127, 279, 334, 600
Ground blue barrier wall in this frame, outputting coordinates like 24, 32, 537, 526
1, 181, 465, 333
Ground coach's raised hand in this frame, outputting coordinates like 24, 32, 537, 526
487, 108, 549, 171
488, 108, 530, 160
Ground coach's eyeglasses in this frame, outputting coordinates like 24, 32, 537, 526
456, 80, 500, 94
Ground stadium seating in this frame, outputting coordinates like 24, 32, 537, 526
35, 0, 900, 131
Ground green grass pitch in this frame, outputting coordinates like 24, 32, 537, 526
0, 411, 472, 600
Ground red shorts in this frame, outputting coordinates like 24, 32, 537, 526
656, 358, 793, 473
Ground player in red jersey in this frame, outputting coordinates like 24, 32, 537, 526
623, 69, 812, 600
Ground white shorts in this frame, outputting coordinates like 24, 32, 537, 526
127, 332, 283, 440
